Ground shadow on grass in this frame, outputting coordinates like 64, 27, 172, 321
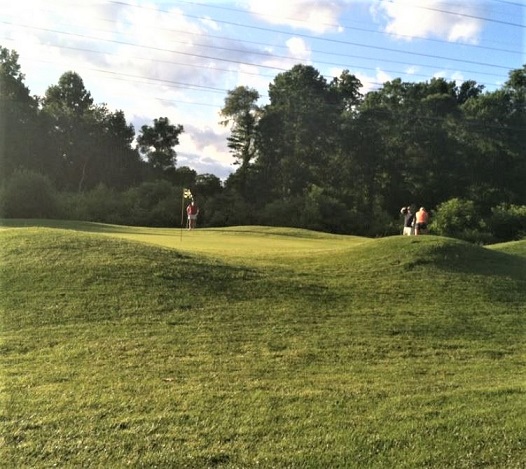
0, 218, 172, 236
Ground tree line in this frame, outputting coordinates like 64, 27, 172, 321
1, 45, 525, 242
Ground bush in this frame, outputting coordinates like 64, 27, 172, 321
59, 185, 131, 225
205, 192, 255, 227
431, 198, 490, 243
260, 196, 304, 228
124, 180, 181, 227
300, 185, 353, 233
488, 204, 526, 242
0, 169, 58, 218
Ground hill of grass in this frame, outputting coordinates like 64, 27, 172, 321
1, 222, 525, 468
488, 238, 526, 259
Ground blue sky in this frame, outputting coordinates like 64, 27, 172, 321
2, 0, 525, 179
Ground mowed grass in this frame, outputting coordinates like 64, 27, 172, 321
1, 220, 525, 468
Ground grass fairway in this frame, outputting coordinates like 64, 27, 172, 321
1, 220, 525, 468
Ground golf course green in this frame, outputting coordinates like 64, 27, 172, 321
1, 220, 525, 468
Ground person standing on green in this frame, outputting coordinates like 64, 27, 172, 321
186, 201, 199, 230
400, 206, 415, 235
415, 207, 429, 235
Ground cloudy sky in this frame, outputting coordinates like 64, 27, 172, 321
2, 0, 524, 179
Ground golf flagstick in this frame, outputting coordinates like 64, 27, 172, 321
180, 191, 184, 241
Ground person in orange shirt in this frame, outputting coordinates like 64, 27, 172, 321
414, 207, 429, 235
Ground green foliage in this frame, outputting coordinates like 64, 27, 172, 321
195, 173, 222, 198
137, 117, 184, 171
488, 203, 526, 242
1, 224, 525, 467
204, 191, 255, 226
40, 71, 144, 192
263, 186, 354, 234
0, 169, 58, 218
260, 196, 302, 228
220, 86, 260, 170
56, 181, 187, 227
59, 184, 132, 225
431, 198, 489, 243
125, 180, 181, 227
432, 198, 526, 244
0, 46, 40, 183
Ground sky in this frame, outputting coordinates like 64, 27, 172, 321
2, 0, 525, 180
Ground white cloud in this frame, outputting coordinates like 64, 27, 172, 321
432, 70, 465, 84
371, 0, 483, 44
178, 125, 234, 179
451, 71, 465, 83
247, 0, 350, 34
199, 17, 221, 32
286, 37, 311, 61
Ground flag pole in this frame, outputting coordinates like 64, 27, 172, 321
180, 190, 185, 241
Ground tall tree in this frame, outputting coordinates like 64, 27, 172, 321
358, 77, 466, 212
92, 105, 144, 189
41, 71, 145, 191
137, 117, 184, 172
460, 66, 526, 207
504, 66, 526, 192
0, 46, 40, 183
220, 86, 260, 195
257, 64, 339, 197
220, 86, 260, 169
41, 71, 96, 191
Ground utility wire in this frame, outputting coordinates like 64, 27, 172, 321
2, 2, 521, 116
1, 16, 513, 85
5, 18, 515, 97
2, 16, 515, 75
173, 0, 523, 53
107, 1, 520, 69
375, 0, 525, 29
489, 0, 526, 7
4, 0, 521, 90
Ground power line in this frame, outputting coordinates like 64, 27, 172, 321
28, 42, 281, 81
0, 19, 509, 98
173, 0, 523, 54
0, 21, 288, 72
489, 0, 526, 7
4, 1, 520, 89
3, 9, 513, 85
376, 0, 526, 29
149, 27, 512, 80
1, 2, 520, 112
103, 3, 516, 71
59, 1, 509, 77
169, 14, 518, 70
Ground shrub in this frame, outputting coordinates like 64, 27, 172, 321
431, 198, 490, 243
260, 196, 304, 228
59, 184, 132, 225
488, 203, 526, 242
0, 169, 58, 218
205, 192, 255, 227
300, 185, 352, 233
124, 180, 180, 227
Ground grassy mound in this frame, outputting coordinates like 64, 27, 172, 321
488, 238, 526, 258
1, 226, 525, 468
